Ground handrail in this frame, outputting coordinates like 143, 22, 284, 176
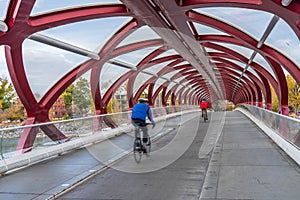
0, 106, 194, 132
239, 104, 300, 149
0, 105, 198, 159
0, 106, 199, 174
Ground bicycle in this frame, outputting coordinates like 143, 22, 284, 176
133, 123, 151, 163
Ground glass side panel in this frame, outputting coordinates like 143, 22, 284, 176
117, 26, 161, 48
115, 46, 161, 66
0, 0, 9, 20
32, 0, 121, 15
100, 62, 131, 96
194, 7, 273, 40
265, 18, 300, 71
36, 17, 131, 53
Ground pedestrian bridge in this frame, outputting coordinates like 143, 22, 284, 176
0, 105, 299, 200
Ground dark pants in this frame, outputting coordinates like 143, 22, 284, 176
132, 119, 149, 143
202, 109, 208, 120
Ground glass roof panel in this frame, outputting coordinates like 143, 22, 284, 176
173, 75, 187, 83
117, 26, 161, 48
23, 39, 90, 98
246, 66, 261, 82
153, 49, 179, 60
174, 61, 189, 66
222, 67, 242, 76
174, 84, 183, 95
253, 52, 276, 77
161, 70, 180, 79
0, 45, 9, 79
194, 7, 273, 40
115, 46, 161, 66
181, 87, 190, 96
192, 22, 229, 36
145, 60, 174, 73
31, 0, 121, 15
221, 58, 247, 69
36, 17, 131, 53
0, 0, 9, 20
100, 62, 131, 96
204, 47, 224, 53
211, 42, 254, 59
153, 78, 167, 92
265, 18, 300, 70
133, 73, 152, 96
166, 82, 177, 93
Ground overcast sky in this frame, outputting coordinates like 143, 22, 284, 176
0, 1, 299, 97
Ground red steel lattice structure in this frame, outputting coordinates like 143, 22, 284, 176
0, 0, 299, 152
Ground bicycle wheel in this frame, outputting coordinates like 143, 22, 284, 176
144, 140, 151, 157
133, 138, 142, 163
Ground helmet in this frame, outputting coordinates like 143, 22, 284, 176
139, 98, 149, 103
202, 99, 206, 102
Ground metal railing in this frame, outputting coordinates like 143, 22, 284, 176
0, 105, 198, 160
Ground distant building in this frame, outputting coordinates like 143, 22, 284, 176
51, 97, 66, 119
15, 97, 66, 120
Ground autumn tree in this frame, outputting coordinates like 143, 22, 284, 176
61, 84, 75, 118
287, 75, 300, 114
4, 104, 24, 121
270, 84, 279, 112
107, 97, 121, 113
0, 77, 15, 110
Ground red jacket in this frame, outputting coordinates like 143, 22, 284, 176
200, 101, 209, 109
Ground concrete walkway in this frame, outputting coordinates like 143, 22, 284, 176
0, 111, 299, 200
201, 111, 300, 200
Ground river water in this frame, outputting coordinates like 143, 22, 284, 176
0, 137, 52, 158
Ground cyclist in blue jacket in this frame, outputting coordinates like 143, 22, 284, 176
131, 98, 155, 146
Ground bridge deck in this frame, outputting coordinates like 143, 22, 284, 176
0, 111, 299, 200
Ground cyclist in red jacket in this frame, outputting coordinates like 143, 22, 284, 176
200, 99, 209, 120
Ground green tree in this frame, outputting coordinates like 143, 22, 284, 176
0, 77, 15, 110
73, 77, 91, 115
61, 78, 93, 118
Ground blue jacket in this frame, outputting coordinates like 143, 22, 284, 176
131, 103, 154, 123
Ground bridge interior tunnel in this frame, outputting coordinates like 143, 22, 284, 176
0, 0, 300, 152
